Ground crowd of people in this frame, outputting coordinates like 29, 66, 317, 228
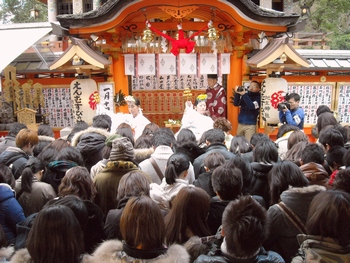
0, 82, 349, 263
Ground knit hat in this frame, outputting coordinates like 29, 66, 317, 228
109, 137, 134, 161
105, 134, 122, 147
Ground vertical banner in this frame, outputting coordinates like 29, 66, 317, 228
70, 78, 97, 125
199, 53, 218, 75
98, 82, 115, 114
124, 54, 135, 76
179, 54, 197, 75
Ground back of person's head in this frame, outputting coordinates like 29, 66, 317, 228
205, 129, 225, 144
176, 128, 196, 145
72, 121, 89, 132
109, 137, 134, 161
213, 117, 232, 133
333, 168, 350, 194
198, 130, 210, 147
333, 124, 347, 144
285, 140, 309, 165
58, 166, 96, 201
117, 123, 132, 129
287, 130, 308, 150
8, 122, 28, 137
121, 195, 164, 250
16, 128, 39, 149
204, 152, 225, 171
116, 127, 135, 147
212, 165, 243, 200
37, 124, 54, 137
165, 153, 190, 184
134, 135, 153, 149
222, 195, 268, 258
0, 164, 15, 188
319, 127, 345, 150
301, 143, 325, 165
316, 105, 332, 117
343, 148, 350, 168
317, 112, 338, 135
253, 140, 278, 164
27, 205, 84, 263
276, 124, 300, 139
37, 139, 69, 168
21, 157, 45, 193
165, 186, 210, 244
286, 92, 301, 102
151, 128, 175, 148
306, 190, 350, 246
230, 135, 252, 154
92, 114, 112, 131
326, 146, 347, 170
250, 133, 270, 147
142, 122, 159, 136
56, 146, 84, 166
117, 171, 150, 202
225, 155, 253, 194
268, 160, 309, 204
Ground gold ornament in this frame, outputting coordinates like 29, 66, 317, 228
207, 26, 220, 41
142, 27, 154, 43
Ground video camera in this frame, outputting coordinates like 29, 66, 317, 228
236, 86, 248, 92
277, 101, 291, 111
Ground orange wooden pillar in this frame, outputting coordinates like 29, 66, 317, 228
227, 51, 243, 136
111, 54, 129, 113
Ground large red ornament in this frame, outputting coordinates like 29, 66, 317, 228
147, 20, 211, 56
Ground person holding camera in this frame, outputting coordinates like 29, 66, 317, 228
233, 81, 261, 142
206, 74, 227, 120
278, 93, 305, 129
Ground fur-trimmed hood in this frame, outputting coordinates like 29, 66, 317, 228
7, 248, 31, 263
283, 184, 326, 195
134, 147, 154, 164
82, 239, 190, 263
70, 127, 110, 147
0, 246, 14, 261
38, 135, 55, 142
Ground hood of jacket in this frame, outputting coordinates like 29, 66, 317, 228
0, 184, 15, 203
71, 126, 110, 147
5, 248, 30, 263
0, 246, 14, 260
0, 146, 28, 165
134, 147, 154, 163
300, 162, 329, 186
38, 135, 55, 142
82, 239, 190, 263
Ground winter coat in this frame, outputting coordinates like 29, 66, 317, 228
82, 239, 190, 263
0, 147, 30, 179
0, 246, 14, 262
279, 107, 305, 129
33, 135, 55, 156
233, 91, 261, 125
250, 162, 275, 207
104, 197, 128, 241
176, 142, 206, 164
193, 143, 235, 178
71, 127, 110, 172
299, 162, 329, 187
0, 184, 25, 245
193, 171, 216, 197
90, 159, 108, 179
0, 136, 16, 155
15, 177, 57, 217
10, 248, 85, 263
134, 147, 154, 165
264, 185, 326, 263
93, 160, 139, 216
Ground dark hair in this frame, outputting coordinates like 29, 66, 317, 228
205, 129, 225, 144
37, 124, 54, 137
117, 170, 150, 202
0, 164, 15, 188
343, 148, 350, 168
165, 153, 190, 184
225, 155, 253, 195
333, 124, 347, 144
116, 127, 135, 147
37, 139, 69, 168
101, 145, 112, 159
176, 128, 196, 145
213, 118, 232, 133
212, 165, 243, 200
230, 135, 252, 154
121, 195, 164, 250
316, 105, 332, 117
92, 114, 112, 131
58, 166, 96, 201
56, 146, 84, 166
301, 143, 325, 165
319, 128, 344, 149
222, 195, 268, 257
117, 123, 132, 129
72, 121, 89, 132
16, 129, 39, 149
333, 168, 350, 193
306, 190, 350, 246
198, 130, 211, 147
326, 146, 346, 170
285, 141, 309, 165
268, 161, 309, 205
0, 224, 7, 248
287, 130, 308, 150
317, 112, 338, 135
253, 140, 278, 164
134, 136, 153, 149
203, 152, 225, 171
21, 157, 45, 193
27, 205, 84, 263
286, 92, 301, 102
250, 80, 260, 89
276, 124, 300, 139
250, 133, 270, 147
165, 186, 211, 244
8, 122, 28, 137
151, 128, 175, 148
142, 123, 159, 136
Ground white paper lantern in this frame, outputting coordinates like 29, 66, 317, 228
70, 78, 98, 125
260, 77, 288, 126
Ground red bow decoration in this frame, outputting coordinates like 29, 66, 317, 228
147, 21, 210, 56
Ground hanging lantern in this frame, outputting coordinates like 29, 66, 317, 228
207, 25, 220, 41
142, 26, 154, 43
